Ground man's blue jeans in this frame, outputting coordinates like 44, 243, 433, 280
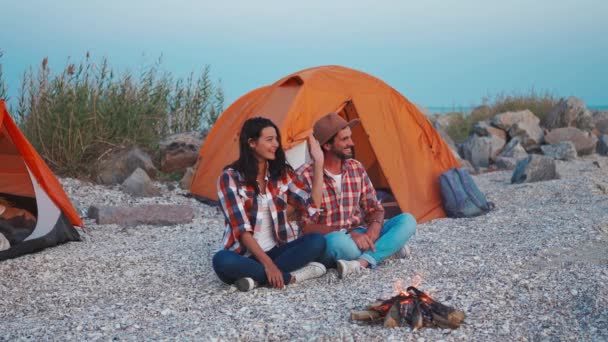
212, 233, 326, 285
319, 213, 416, 268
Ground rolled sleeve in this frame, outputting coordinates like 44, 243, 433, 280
217, 170, 253, 240
286, 170, 320, 224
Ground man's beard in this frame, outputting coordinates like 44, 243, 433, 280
333, 146, 354, 160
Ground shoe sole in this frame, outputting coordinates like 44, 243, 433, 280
337, 260, 346, 279
235, 278, 255, 292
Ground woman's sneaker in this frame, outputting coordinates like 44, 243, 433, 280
235, 277, 257, 292
337, 260, 362, 278
291, 262, 327, 283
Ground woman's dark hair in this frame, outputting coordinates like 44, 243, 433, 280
228, 117, 292, 192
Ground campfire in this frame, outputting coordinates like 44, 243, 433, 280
351, 286, 465, 330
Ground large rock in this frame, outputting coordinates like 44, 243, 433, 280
495, 156, 518, 170
490, 110, 540, 131
597, 135, 608, 156
541, 141, 577, 161
498, 138, 529, 160
159, 132, 205, 173
507, 120, 544, 151
472, 121, 507, 141
593, 111, 608, 135
120, 168, 161, 197
88, 204, 194, 226
544, 127, 598, 156
97, 148, 157, 185
545, 97, 594, 131
511, 155, 558, 184
462, 135, 491, 169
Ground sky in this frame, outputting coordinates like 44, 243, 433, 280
1, 0, 607, 110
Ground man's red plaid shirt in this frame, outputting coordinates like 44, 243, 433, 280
296, 159, 384, 228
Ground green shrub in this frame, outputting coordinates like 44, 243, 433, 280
4, 53, 223, 177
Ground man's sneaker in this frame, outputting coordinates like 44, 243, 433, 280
337, 259, 362, 279
398, 245, 411, 259
291, 262, 327, 283
235, 277, 257, 292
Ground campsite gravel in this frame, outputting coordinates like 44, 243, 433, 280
1, 155, 607, 341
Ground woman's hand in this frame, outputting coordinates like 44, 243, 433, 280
307, 133, 324, 164
263, 262, 285, 289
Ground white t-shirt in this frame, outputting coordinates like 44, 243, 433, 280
326, 170, 342, 195
254, 193, 277, 252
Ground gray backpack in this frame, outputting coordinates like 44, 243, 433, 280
439, 168, 494, 218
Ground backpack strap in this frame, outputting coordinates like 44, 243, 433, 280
455, 168, 491, 211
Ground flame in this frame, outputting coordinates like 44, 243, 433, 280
410, 273, 423, 288
393, 279, 405, 294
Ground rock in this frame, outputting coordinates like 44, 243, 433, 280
472, 121, 507, 141
490, 110, 539, 131
180, 167, 195, 190
540, 141, 577, 161
544, 127, 598, 156
507, 120, 544, 151
97, 148, 157, 185
498, 138, 529, 160
87, 204, 194, 226
159, 132, 205, 173
495, 156, 518, 170
597, 135, 608, 156
511, 155, 558, 184
592, 111, 608, 135
545, 97, 594, 131
462, 135, 491, 169
120, 168, 161, 197
429, 113, 463, 131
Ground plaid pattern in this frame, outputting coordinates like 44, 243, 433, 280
218, 167, 319, 255
296, 159, 384, 228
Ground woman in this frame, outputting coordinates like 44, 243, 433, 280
212, 117, 326, 292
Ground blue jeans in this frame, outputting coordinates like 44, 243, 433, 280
319, 213, 416, 268
212, 233, 326, 285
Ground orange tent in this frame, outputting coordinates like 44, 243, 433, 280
1, 100, 82, 260
190, 66, 459, 223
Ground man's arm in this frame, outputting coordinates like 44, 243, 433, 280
358, 165, 385, 242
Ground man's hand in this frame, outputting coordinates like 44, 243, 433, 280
263, 262, 285, 289
307, 133, 324, 164
349, 231, 376, 252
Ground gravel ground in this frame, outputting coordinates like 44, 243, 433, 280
1, 155, 607, 341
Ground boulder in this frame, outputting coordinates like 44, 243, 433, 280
88, 204, 194, 226
597, 135, 608, 156
97, 148, 157, 185
511, 155, 558, 184
592, 111, 608, 135
495, 156, 518, 170
498, 138, 529, 160
544, 127, 598, 156
541, 141, 577, 161
545, 97, 594, 131
462, 135, 491, 169
472, 121, 507, 141
120, 168, 161, 197
490, 109, 539, 131
507, 120, 544, 151
159, 132, 205, 173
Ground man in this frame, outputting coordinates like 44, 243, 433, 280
297, 112, 416, 278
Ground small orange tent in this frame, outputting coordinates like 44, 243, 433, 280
190, 66, 459, 223
0, 100, 82, 260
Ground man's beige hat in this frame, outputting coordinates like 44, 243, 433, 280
313, 112, 360, 145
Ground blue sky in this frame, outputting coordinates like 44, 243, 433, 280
1, 0, 607, 109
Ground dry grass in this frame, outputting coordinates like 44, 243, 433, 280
446, 90, 560, 143
2, 53, 223, 177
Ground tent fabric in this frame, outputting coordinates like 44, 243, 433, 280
0, 100, 82, 260
0, 101, 82, 227
190, 65, 460, 223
